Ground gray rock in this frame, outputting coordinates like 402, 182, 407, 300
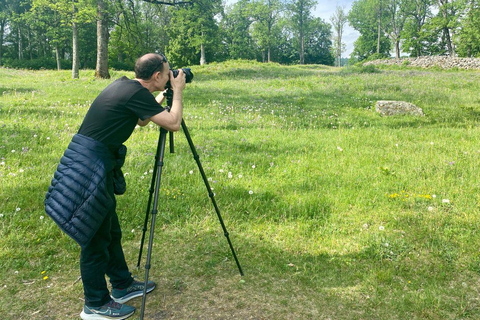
375, 100, 424, 116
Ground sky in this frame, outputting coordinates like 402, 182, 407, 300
225, 0, 359, 58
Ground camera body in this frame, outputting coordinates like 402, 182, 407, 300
166, 68, 194, 89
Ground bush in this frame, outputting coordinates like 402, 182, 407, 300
2, 58, 72, 70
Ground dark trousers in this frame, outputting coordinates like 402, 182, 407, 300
80, 174, 133, 307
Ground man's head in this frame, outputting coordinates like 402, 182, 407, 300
134, 53, 169, 80
134, 53, 170, 92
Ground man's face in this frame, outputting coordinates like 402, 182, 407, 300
156, 62, 170, 91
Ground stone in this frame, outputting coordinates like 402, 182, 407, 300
375, 100, 424, 116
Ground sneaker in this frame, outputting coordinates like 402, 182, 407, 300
80, 300, 135, 320
111, 279, 156, 304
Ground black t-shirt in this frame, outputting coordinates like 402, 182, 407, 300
78, 76, 165, 147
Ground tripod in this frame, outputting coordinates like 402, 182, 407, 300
136, 89, 244, 319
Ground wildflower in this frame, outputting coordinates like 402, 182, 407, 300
379, 226, 385, 231
15, 207, 21, 212
252, 165, 256, 169
228, 172, 233, 179
442, 199, 450, 204
219, 169, 224, 173
0, 214, 4, 218
33, 134, 38, 138
47, 137, 50, 140
189, 170, 194, 174
19, 169, 24, 173
238, 174, 243, 178
11, 150, 16, 153
0, 162, 4, 166
249, 190, 254, 195
428, 206, 434, 212
337, 146, 343, 152
40, 216, 44, 220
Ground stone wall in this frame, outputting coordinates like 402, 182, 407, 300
363, 56, 480, 70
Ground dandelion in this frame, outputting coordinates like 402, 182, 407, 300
252, 165, 256, 169
249, 190, 254, 195
189, 170, 194, 174
15, 207, 21, 212
40, 216, 44, 220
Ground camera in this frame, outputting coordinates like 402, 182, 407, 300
166, 68, 194, 89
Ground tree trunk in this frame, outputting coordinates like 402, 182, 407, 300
72, 21, 80, 79
95, 0, 110, 79
377, 0, 382, 54
55, 45, 62, 70
0, 19, 5, 66
200, 43, 206, 65
17, 27, 23, 60
395, 39, 400, 58
300, 31, 305, 64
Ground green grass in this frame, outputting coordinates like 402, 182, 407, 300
1, 61, 480, 319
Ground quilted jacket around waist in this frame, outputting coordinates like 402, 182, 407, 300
44, 134, 124, 248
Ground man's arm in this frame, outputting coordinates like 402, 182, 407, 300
149, 70, 186, 132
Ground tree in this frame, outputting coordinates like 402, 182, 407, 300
383, 0, 409, 58
330, 5, 347, 66
456, 0, 480, 57
401, 0, 432, 57
221, 0, 257, 60
287, 0, 317, 64
95, 0, 110, 78
348, 0, 391, 60
165, 0, 223, 66
250, 0, 283, 62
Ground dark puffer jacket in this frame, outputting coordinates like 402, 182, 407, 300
45, 134, 125, 248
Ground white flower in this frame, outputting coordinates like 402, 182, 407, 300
249, 190, 254, 195
19, 169, 24, 173
238, 174, 243, 178
40, 216, 44, 220
384, 243, 389, 247
11, 150, 16, 153
33, 134, 38, 138
0, 214, 4, 218
47, 137, 50, 140
252, 165, 256, 169
189, 170, 194, 174
15, 207, 21, 212
379, 226, 385, 231
228, 172, 233, 178
428, 206, 434, 212
219, 169, 224, 173
337, 146, 343, 152
442, 199, 450, 204
0, 162, 5, 166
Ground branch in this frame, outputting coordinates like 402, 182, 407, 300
140, 0, 193, 5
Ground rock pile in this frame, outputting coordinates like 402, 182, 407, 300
364, 56, 480, 70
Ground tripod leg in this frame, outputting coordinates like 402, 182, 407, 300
181, 119, 244, 276
137, 131, 164, 269
140, 128, 168, 320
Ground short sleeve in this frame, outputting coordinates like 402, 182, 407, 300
127, 88, 165, 121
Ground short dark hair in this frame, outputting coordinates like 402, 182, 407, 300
134, 53, 168, 80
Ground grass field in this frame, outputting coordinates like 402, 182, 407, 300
1, 61, 480, 319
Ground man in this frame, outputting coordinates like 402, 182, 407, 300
45, 53, 186, 320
